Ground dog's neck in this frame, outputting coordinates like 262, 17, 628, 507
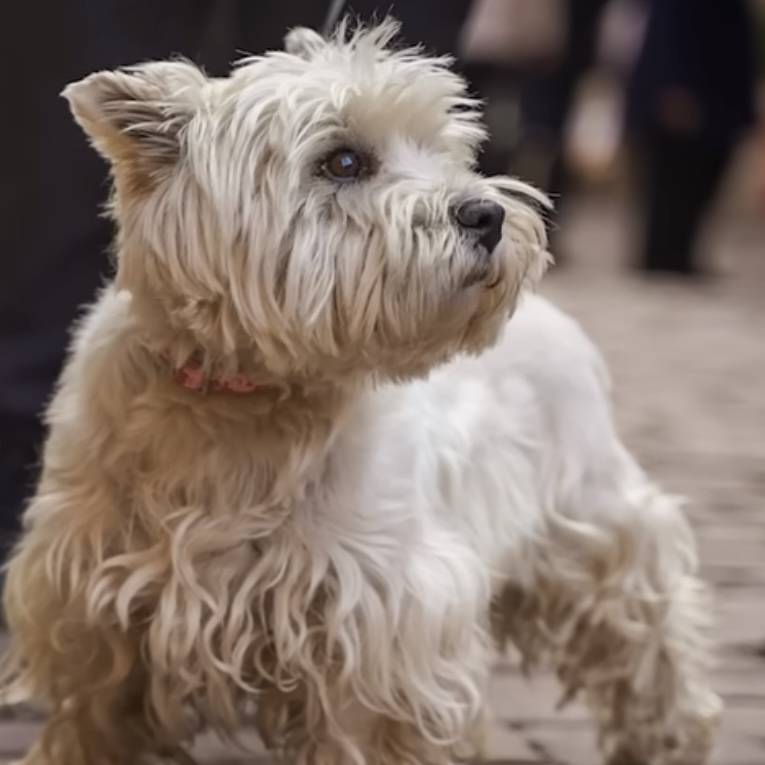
172, 355, 261, 395
129, 287, 330, 398
126, 338, 355, 513
123, 288, 365, 493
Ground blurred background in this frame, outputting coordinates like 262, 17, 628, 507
1, 2, 764, 763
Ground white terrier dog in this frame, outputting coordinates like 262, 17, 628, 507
2, 21, 720, 765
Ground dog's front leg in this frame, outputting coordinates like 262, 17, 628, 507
572, 485, 722, 765
1, 491, 178, 765
260, 685, 479, 765
498, 474, 721, 765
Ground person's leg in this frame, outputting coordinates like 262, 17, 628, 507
640, 130, 733, 274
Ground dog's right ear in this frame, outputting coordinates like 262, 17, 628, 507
62, 61, 206, 181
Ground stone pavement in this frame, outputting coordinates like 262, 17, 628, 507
1, 190, 764, 763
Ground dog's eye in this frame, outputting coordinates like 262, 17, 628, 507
323, 149, 364, 182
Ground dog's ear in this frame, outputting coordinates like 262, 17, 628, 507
62, 61, 206, 180
285, 27, 326, 59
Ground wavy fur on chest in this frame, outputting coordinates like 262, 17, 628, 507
1, 291, 491, 763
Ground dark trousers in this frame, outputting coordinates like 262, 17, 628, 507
638, 131, 733, 274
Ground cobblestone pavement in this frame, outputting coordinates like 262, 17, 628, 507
2, 191, 764, 763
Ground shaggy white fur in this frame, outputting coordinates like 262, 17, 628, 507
1, 21, 720, 765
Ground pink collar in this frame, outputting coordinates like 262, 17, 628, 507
174, 359, 259, 394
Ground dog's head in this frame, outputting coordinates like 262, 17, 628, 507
64, 20, 549, 383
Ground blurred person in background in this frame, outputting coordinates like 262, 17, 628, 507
626, 0, 759, 276
464, 0, 761, 277
0, 1, 470, 573
459, 0, 579, 181
460, 0, 620, 250
515, 0, 611, 202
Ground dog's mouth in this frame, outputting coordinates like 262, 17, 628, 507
462, 260, 503, 290
462, 270, 487, 289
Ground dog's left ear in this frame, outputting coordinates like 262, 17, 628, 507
62, 60, 206, 182
285, 27, 326, 59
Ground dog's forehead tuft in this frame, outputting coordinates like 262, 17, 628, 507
226, 24, 485, 155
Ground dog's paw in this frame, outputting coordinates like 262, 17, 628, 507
148, 747, 199, 765
606, 721, 718, 765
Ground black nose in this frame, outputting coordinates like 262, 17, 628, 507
455, 199, 505, 254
